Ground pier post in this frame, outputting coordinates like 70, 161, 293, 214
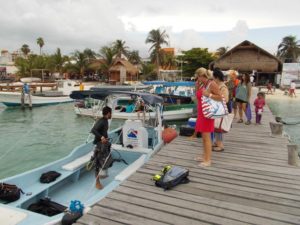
269, 122, 283, 137
287, 144, 299, 166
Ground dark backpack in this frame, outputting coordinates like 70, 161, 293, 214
155, 166, 190, 190
27, 198, 67, 217
0, 183, 24, 203
40, 171, 61, 183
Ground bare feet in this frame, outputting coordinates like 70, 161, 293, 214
95, 179, 103, 190
194, 156, 203, 162
199, 161, 211, 167
188, 134, 196, 140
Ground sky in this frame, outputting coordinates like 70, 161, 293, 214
0, 0, 300, 57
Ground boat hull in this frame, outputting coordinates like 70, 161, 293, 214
0, 92, 73, 107
75, 107, 193, 120
0, 127, 163, 225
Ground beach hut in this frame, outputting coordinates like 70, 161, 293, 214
109, 58, 139, 84
210, 40, 283, 86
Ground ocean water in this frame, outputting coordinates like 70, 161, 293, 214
0, 103, 123, 179
268, 97, 300, 145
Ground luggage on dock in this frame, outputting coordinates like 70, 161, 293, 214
153, 166, 189, 190
0, 183, 24, 203
179, 125, 201, 137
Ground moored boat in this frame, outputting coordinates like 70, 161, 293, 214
0, 91, 164, 225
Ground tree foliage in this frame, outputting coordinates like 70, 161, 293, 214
277, 35, 300, 62
36, 37, 45, 55
178, 48, 216, 77
145, 29, 169, 79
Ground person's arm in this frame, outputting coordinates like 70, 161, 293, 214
247, 83, 252, 102
91, 119, 105, 140
204, 81, 222, 101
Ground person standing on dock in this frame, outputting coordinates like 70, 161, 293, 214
194, 68, 222, 167
254, 92, 265, 125
91, 106, 112, 189
235, 74, 252, 125
212, 69, 229, 152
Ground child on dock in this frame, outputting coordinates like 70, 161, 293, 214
254, 92, 265, 125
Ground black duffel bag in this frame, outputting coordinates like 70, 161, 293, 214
0, 183, 24, 203
40, 171, 61, 183
28, 198, 67, 217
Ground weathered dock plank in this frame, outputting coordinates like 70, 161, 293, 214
77, 105, 300, 225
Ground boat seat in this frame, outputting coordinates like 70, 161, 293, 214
62, 152, 93, 171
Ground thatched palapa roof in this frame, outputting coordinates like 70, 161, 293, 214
109, 58, 138, 75
210, 40, 282, 72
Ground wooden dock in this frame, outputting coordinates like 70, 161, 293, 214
75, 106, 300, 225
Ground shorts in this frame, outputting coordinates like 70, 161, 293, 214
235, 98, 248, 104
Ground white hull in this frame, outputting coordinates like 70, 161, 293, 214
0, 92, 73, 106
75, 107, 193, 120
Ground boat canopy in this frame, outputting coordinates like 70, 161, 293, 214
143, 81, 195, 87
70, 90, 164, 105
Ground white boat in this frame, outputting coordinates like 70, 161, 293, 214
0, 91, 164, 225
73, 92, 195, 121
0, 80, 80, 107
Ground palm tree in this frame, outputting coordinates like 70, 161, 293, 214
277, 35, 300, 62
216, 46, 229, 57
99, 46, 116, 80
36, 37, 45, 55
128, 50, 141, 65
112, 39, 129, 58
21, 44, 30, 58
145, 29, 169, 80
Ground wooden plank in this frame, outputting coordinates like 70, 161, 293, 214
126, 173, 300, 216
97, 198, 212, 225
77, 213, 125, 225
105, 192, 249, 225
112, 185, 297, 225
120, 180, 300, 225
88, 205, 167, 225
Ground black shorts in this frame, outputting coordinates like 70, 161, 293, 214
235, 98, 248, 104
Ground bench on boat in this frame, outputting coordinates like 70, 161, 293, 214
62, 152, 93, 171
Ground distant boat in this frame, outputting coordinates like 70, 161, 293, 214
72, 91, 195, 120
0, 80, 80, 107
0, 91, 164, 225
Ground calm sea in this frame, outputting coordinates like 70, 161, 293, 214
0, 103, 124, 179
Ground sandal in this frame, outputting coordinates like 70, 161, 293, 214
237, 119, 243, 123
213, 147, 224, 152
199, 161, 211, 167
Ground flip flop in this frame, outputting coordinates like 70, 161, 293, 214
213, 147, 224, 152
199, 161, 211, 167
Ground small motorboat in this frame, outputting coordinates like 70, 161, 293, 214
0, 91, 164, 225
0, 80, 80, 107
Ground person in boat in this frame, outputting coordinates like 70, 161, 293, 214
91, 106, 112, 190
136, 98, 145, 120
22, 82, 32, 109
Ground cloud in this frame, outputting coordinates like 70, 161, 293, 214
0, 0, 299, 57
